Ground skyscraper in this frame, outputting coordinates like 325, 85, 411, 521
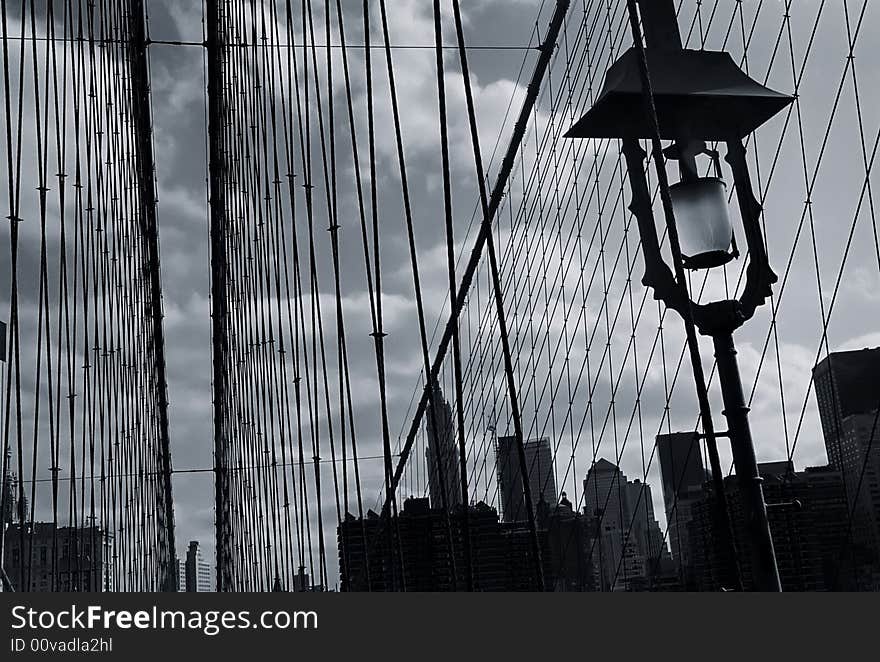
184, 540, 214, 592
426, 384, 461, 511
657, 432, 705, 507
813, 348, 880, 580
339, 499, 511, 591
626, 479, 668, 566
177, 557, 186, 592
3, 524, 107, 592
496, 436, 557, 523
657, 432, 707, 570
687, 462, 854, 591
338, 497, 591, 592
583, 459, 626, 530
583, 459, 668, 591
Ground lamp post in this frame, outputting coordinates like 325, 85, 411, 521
566, 0, 793, 591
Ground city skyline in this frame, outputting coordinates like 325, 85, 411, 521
4, 338, 878, 592
0, 0, 877, 592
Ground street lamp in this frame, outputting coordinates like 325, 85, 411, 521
565, 2, 793, 591
667, 145, 735, 270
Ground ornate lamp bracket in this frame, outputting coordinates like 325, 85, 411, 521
622, 138, 777, 337
726, 138, 778, 322
622, 139, 684, 311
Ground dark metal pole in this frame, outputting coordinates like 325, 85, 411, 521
438, 0, 473, 593
128, 0, 177, 592
637, 0, 682, 51
206, 0, 231, 593
622, 143, 741, 591
713, 333, 781, 591
626, 0, 743, 591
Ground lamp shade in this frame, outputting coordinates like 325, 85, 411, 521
669, 177, 734, 270
565, 48, 793, 141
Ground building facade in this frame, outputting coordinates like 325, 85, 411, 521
583, 459, 669, 591
177, 557, 186, 592
426, 384, 461, 512
3, 524, 107, 592
496, 436, 557, 523
688, 462, 853, 591
184, 540, 214, 592
656, 432, 708, 577
338, 497, 598, 592
813, 348, 880, 587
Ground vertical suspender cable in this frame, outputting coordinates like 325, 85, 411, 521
128, 0, 177, 592
206, 0, 231, 593
434, 0, 472, 592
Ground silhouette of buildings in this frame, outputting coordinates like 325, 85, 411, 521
687, 462, 853, 591
290, 567, 326, 592
426, 384, 461, 512
337, 496, 596, 592
1, 456, 110, 593
542, 492, 598, 591
3, 523, 108, 592
339, 498, 503, 591
336, 431, 874, 592
813, 348, 880, 587
496, 436, 557, 523
337, 461, 675, 592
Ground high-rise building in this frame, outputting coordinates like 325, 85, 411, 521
496, 436, 557, 523
813, 348, 880, 581
583, 459, 626, 530
582, 459, 668, 591
688, 462, 854, 591
626, 479, 668, 565
657, 432, 706, 507
339, 499, 509, 591
657, 432, 707, 572
291, 567, 314, 592
426, 384, 461, 512
583, 459, 632, 591
543, 493, 597, 591
3, 524, 107, 592
338, 496, 592, 592
184, 540, 214, 592
1, 461, 28, 527
176, 557, 186, 592
177, 558, 185, 592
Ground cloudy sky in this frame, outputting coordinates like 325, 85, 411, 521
3, 0, 879, 589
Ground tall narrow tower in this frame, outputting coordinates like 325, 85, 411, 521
426, 384, 461, 511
